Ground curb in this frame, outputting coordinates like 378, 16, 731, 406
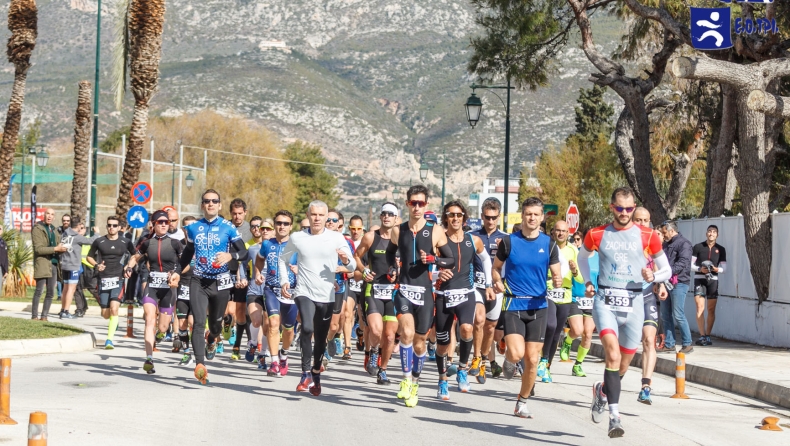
0, 301, 144, 318
587, 341, 790, 410
0, 332, 96, 357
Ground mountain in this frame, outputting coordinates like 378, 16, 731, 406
0, 0, 623, 215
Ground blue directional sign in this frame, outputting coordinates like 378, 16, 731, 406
466, 218, 482, 232
127, 205, 149, 229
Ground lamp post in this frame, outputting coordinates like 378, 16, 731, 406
419, 147, 446, 209
465, 79, 514, 229
170, 164, 195, 206
89, 0, 102, 234
18, 145, 47, 214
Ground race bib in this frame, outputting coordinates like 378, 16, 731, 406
399, 284, 426, 306
349, 278, 362, 292
373, 284, 395, 300
178, 284, 190, 300
101, 277, 120, 291
444, 289, 471, 308
474, 271, 486, 289
547, 288, 566, 303
149, 271, 169, 289
577, 297, 593, 310
217, 272, 233, 291
603, 288, 636, 313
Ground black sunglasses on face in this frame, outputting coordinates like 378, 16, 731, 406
250, 225, 261, 229
483, 215, 499, 221
107, 224, 119, 228
380, 212, 396, 218
275, 221, 291, 226
202, 198, 220, 204
327, 218, 339, 223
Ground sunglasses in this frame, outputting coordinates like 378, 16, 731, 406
613, 206, 635, 213
250, 224, 261, 229
483, 215, 499, 221
327, 218, 339, 223
275, 221, 291, 226
170, 219, 178, 223
107, 224, 120, 228
155, 220, 169, 225
408, 200, 427, 208
349, 226, 363, 230
380, 211, 396, 218
446, 212, 465, 218
202, 198, 220, 204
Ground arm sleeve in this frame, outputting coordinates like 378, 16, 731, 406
434, 243, 455, 269
691, 256, 699, 272
718, 246, 726, 272
338, 236, 356, 272
386, 239, 399, 269
87, 239, 99, 261
652, 251, 672, 283
476, 248, 493, 286
278, 240, 296, 286
230, 239, 248, 262
495, 236, 510, 262
578, 244, 594, 285
717, 261, 726, 274
549, 242, 560, 266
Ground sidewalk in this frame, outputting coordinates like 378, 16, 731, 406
586, 335, 790, 411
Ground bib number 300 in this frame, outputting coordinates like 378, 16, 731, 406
603, 289, 635, 313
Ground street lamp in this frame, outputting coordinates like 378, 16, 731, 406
17, 144, 47, 215
419, 163, 429, 182
466, 80, 514, 229
171, 164, 196, 206
36, 148, 49, 168
185, 171, 195, 189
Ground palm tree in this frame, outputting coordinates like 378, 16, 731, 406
113, 0, 167, 224
70, 81, 92, 221
0, 0, 37, 222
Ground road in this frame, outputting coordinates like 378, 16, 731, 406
2, 322, 788, 445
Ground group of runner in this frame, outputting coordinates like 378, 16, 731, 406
87, 184, 672, 439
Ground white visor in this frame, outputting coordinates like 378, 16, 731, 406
381, 203, 399, 217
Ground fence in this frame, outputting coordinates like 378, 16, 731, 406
677, 214, 790, 347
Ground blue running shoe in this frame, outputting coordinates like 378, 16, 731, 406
104, 340, 115, 350
367, 352, 379, 376
334, 338, 342, 357
351, 323, 359, 340
537, 358, 548, 378
216, 341, 224, 355
446, 364, 458, 378
437, 380, 450, 400
638, 386, 652, 405
457, 369, 471, 393
164, 331, 173, 342
245, 344, 257, 362
427, 342, 436, 361
257, 354, 268, 370
328, 337, 338, 357
542, 368, 553, 383
206, 341, 217, 360
228, 327, 237, 346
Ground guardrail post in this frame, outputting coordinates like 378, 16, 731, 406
670, 352, 690, 399
0, 358, 17, 425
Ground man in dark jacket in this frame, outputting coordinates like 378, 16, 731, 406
31, 208, 68, 320
658, 221, 694, 353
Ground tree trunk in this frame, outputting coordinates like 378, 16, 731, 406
115, 102, 149, 225
0, 66, 29, 222
70, 81, 92, 221
702, 84, 737, 217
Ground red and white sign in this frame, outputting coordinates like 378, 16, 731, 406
566, 201, 580, 235
11, 207, 46, 232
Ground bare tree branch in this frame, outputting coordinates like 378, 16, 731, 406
672, 57, 755, 90
748, 90, 790, 118
620, 0, 690, 46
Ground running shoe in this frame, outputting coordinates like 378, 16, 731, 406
171, 338, 182, 353
322, 350, 331, 370
215, 341, 224, 355
706, 336, 713, 346
637, 386, 653, 405
457, 369, 471, 393
342, 347, 352, 360
559, 341, 572, 361
245, 344, 257, 362
279, 356, 289, 376
397, 378, 412, 399
164, 331, 173, 342
572, 364, 587, 377
355, 324, 364, 340
404, 383, 419, 407
104, 340, 115, 350
514, 399, 533, 418
437, 380, 450, 401
231, 347, 241, 360
491, 361, 502, 378
257, 354, 268, 371
446, 364, 458, 378
542, 368, 553, 383
608, 416, 625, 438
367, 352, 379, 376
268, 360, 281, 377
469, 357, 482, 377
309, 381, 322, 396
364, 351, 370, 372
179, 353, 194, 367
155, 331, 165, 343
296, 372, 313, 392
427, 342, 436, 361
328, 338, 338, 357
222, 320, 232, 341
206, 341, 217, 360
143, 358, 155, 374
351, 323, 359, 340
376, 369, 390, 385
477, 364, 487, 384
228, 326, 237, 346
695, 336, 706, 346
590, 381, 608, 424
536, 358, 548, 379
194, 364, 208, 385
356, 339, 365, 351
502, 360, 516, 380
497, 339, 506, 355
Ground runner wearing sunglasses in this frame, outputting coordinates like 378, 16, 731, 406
386, 185, 455, 407
346, 215, 367, 358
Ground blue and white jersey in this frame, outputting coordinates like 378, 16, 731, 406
185, 217, 242, 279
261, 238, 297, 289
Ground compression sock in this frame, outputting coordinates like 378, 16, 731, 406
234, 322, 246, 348
244, 320, 251, 339
576, 345, 589, 364
412, 351, 427, 380
400, 344, 413, 374
437, 354, 448, 378
642, 378, 651, 387
279, 348, 288, 360
107, 315, 119, 341
261, 335, 269, 356
179, 330, 189, 348
459, 337, 473, 368
311, 370, 321, 385
249, 324, 260, 348
603, 368, 620, 409
564, 334, 574, 348
223, 314, 233, 328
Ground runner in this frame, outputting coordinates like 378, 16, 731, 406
87, 216, 137, 350
324, 209, 355, 364
578, 187, 670, 438
224, 199, 252, 357
232, 216, 265, 361
180, 190, 249, 385
560, 228, 598, 377
175, 215, 197, 365
354, 203, 399, 385
279, 200, 356, 396
387, 185, 455, 407
124, 210, 183, 374
253, 211, 298, 377
471, 197, 508, 380
537, 220, 583, 384
492, 197, 562, 418
434, 201, 494, 400
57, 216, 97, 319
345, 215, 366, 360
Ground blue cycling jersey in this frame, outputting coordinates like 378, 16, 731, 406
184, 217, 242, 279
262, 238, 297, 288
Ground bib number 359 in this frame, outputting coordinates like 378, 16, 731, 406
603, 289, 635, 313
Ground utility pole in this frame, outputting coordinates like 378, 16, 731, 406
89, 0, 102, 234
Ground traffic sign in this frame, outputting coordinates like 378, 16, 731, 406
131, 181, 152, 205
127, 205, 149, 229
566, 201, 580, 235
544, 204, 559, 216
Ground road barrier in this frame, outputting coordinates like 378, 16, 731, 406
671, 352, 690, 399
124, 304, 136, 338
27, 411, 47, 445
0, 358, 16, 425
759, 416, 782, 431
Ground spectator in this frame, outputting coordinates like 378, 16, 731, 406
692, 225, 727, 346
31, 208, 68, 321
658, 221, 694, 354
57, 216, 98, 319
167, 208, 184, 241
0, 225, 8, 297
58, 214, 71, 235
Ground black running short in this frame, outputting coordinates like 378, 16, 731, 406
394, 286, 435, 336
229, 284, 247, 303
643, 292, 659, 328
694, 278, 719, 300
176, 299, 191, 319
434, 291, 476, 346
503, 308, 548, 343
